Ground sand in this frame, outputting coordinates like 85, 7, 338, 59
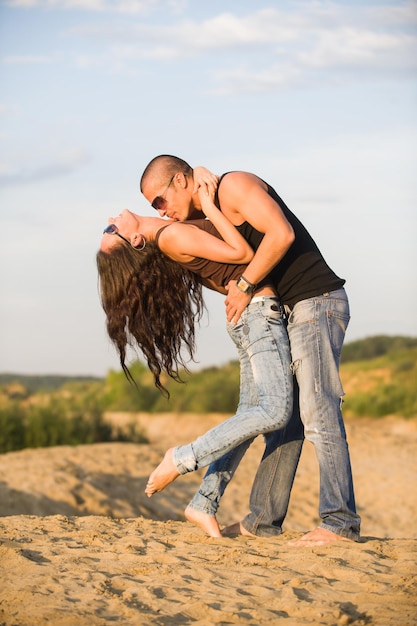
0, 414, 416, 625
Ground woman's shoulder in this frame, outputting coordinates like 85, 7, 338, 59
156, 221, 198, 247
154, 223, 172, 246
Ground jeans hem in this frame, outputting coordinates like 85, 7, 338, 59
186, 498, 217, 516
173, 444, 196, 475
320, 522, 360, 542
241, 520, 283, 538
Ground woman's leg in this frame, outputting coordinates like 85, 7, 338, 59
184, 326, 257, 535
185, 337, 257, 535
146, 298, 293, 500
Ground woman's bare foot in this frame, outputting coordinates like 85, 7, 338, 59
288, 527, 354, 546
221, 522, 257, 538
145, 448, 180, 497
184, 506, 222, 538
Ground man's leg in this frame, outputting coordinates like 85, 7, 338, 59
287, 289, 360, 543
225, 385, 304, 538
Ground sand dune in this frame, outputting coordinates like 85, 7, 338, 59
0, 414, 416, 625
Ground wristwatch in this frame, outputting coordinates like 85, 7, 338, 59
236, 275, 257, 295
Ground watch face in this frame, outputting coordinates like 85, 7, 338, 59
237, 277, 251, 293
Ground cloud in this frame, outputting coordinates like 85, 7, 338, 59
64, 3, 417, 91
4, 2, 417, 91
0, 148, 91, 186
2, 55, 53, 65
209, 32, 416, 94
0, 103, 16, 114
3, 0, 159, 14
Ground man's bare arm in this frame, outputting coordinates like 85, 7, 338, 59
219, 172, 294, 323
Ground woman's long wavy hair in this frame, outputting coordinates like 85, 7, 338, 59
97, 241, 205, 395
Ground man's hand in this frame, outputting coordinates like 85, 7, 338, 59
225, 280, 251, 324
193, 166, 219, 196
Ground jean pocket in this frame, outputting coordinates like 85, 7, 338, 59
287, 303, 315, 326
327, 310, 350, 355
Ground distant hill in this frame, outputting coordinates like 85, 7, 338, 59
340, 337, 417, 418
341, 335, 417, 363
0, 374, 102, 394
1, 335, 416, 418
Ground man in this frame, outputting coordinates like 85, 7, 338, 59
140, 155, 360, 546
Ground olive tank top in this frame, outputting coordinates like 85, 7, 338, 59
154, 219, 246, 290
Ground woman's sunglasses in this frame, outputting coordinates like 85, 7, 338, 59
103, 223, 146, 251
103, 223, 131, 245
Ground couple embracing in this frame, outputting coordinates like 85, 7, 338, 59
97, 154, 360, 547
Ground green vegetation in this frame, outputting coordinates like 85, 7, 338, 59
0, 382, 148, 454
0, 374, 101, 394
99, 360, 240, 414
0, 335, 416, 453
341, 344, 417, 418
341, 335, 417, 362
97, 334, 417, 417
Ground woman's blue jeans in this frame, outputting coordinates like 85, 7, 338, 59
189, 288, 361, 541
172, 297, 293, 481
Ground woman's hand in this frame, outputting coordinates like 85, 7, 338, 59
198, 184, 218, 218
193, 166, 219, 196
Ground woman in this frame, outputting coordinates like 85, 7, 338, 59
97, 176, 293, 537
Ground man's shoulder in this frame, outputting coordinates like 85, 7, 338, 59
221, 170, 259, 183
219, 171, 263, 199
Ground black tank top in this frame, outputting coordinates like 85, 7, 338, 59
217, 174, 345, 307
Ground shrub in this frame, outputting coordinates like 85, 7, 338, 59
0, 403, 26, 452
0, 398, 148, 454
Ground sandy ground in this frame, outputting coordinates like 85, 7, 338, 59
0, 414, 416, 625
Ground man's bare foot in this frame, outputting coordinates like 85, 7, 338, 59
288, 527, 354, 547
184, 506, 222, 538
145, 448, 180, 497
221, 522, 257, 538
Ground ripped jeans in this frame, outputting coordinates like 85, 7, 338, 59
189, 288, 361, 541
172, 296, 293, 478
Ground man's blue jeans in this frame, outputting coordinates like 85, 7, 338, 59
189, 288, 361, 541
173, 297, 293, 480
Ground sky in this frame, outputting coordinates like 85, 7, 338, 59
0, 0, 416, 379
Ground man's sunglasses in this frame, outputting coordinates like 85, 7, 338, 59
151, 175, 175, 212
103, 223, 131, 245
